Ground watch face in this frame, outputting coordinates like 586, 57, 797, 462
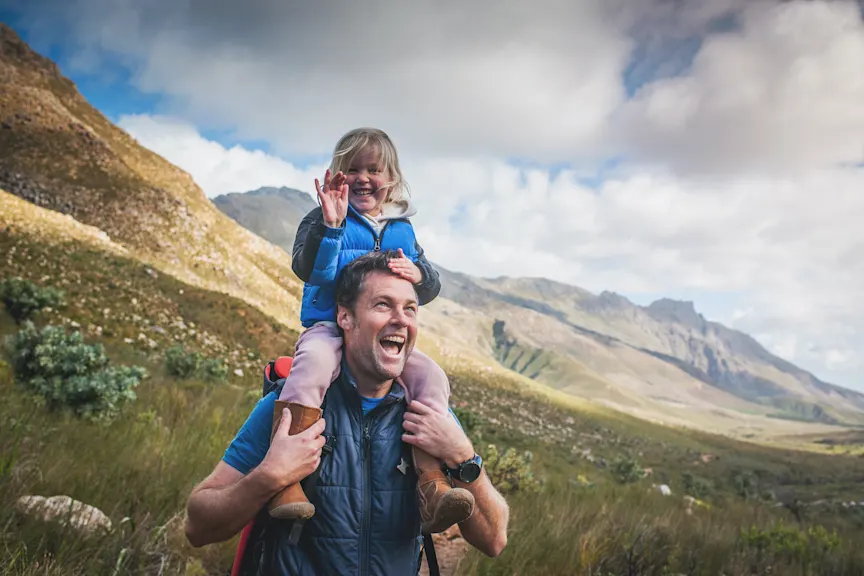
461, 462, 482, 482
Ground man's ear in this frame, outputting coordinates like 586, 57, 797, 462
336, 305, 354, 332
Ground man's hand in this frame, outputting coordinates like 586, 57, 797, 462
315, 170, 349, 228
402, 400, 474, 468
259, 409, 327, 490
388, 248, 423, 285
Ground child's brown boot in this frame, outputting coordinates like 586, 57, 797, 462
413, 446, 475, 534
267, 400, 323, 520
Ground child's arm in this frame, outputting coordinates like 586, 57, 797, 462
291, 208, 344, 287
387, 243, 442, 305
411, 241, 442, 305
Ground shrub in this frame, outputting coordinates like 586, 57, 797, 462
483, 443, 541, 494
0, 277, 65, 323
164, 345, 227, 382
610, 456, 645, 484
734, 471, 760, 500
4, 323, 144, 421
740, 523, 841, 571
682, 471, 714, 499
451, 406, 483, 446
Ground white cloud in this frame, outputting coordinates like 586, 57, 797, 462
124, 114, 864, 391
615, 1, 864, 175
23, 0, 864, 389
118, 114, 326, 197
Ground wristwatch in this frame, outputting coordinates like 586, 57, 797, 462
446, 453, 483, 483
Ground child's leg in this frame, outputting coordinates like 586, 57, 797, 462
398, 347, 450, 413
269, 323, 342, 520
400, 349, 475, 534
276, 322, 342, 405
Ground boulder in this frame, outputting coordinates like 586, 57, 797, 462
16, 495, 112, 537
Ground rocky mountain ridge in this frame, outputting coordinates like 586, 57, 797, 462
1, 22, 860, 439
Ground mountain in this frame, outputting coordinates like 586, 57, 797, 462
215, 188, 864, 430
1, 22, 861, 440
0, 24, 304, 333
212, 187, 317, 254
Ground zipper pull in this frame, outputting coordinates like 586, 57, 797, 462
374, 236, 381, 251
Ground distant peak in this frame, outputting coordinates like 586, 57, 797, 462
646, 298, 703, 326
581, 290, 634, 313
598, 290, 632, 306
0, 24, 65, 81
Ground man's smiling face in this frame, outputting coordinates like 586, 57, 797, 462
338, 269, 418, 383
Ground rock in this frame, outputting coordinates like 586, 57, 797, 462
123, 338, 134, 344
657, 484, 672, 496
150, 326, 166, 335
234, 368, 244, 377
16, 495, 112, 537
70, 321, 81, 329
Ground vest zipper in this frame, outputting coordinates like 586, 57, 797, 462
361, 419, 372, 576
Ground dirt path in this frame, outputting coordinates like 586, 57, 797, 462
420, 525, 469, 576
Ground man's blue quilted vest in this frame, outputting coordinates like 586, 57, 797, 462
300, 205, 419, 328
260, 371, 423, 575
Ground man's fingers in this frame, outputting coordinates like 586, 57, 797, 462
408, 400, 433, 415
403, 412, 422, 424
402, 420, 419, 433
297, 417, 326, 439
279, 407, 293, 431
402, 433, 418, 445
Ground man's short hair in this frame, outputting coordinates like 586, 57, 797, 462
335, 250, 416, 313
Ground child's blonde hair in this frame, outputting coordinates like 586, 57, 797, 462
329, 127, 410, 204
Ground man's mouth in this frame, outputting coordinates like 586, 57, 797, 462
379, 335, 405, 356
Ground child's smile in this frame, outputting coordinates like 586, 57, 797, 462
346, 147, 390, 216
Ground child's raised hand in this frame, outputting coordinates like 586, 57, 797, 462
387, 248, 423, 284
315, 170, 349, 228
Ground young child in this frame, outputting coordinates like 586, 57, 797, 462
269, 127, 475, 535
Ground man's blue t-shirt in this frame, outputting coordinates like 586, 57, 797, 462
223, 390, 463, 475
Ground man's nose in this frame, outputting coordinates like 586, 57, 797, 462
389, 308, 410, 326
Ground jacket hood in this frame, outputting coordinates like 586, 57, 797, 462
375, 198, 417, 221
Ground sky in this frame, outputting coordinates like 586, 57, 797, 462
3, 0, 864, 391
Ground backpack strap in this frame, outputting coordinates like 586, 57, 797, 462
423, 533, 441, 576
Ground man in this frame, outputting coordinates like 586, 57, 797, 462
184, 251, 509, 574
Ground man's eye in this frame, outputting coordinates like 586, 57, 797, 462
406, 306, 417, 315
375, 302, 389, 308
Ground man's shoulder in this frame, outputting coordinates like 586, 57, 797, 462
221, 391, 278, 475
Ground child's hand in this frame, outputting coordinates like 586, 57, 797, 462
388, 248, 423, 284
315, 170, 349, 228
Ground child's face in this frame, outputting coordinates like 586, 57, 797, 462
345, 146, 390, 216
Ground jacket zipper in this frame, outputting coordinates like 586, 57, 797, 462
373, 221, 392, 251
361, 418, 372, 576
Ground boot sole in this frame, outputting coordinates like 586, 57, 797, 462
269, 502, 316, 520
421, 488, 475, 534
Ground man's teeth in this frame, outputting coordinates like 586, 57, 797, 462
381, 335, 405, 353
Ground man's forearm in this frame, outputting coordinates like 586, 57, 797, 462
456, 471, 509, 557
185, 465, 280, 547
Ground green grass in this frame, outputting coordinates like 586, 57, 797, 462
3, 234, 864, 574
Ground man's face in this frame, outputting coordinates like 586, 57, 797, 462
338, 270, 418, 382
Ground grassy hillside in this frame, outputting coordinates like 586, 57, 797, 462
3, 199, 864, 574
